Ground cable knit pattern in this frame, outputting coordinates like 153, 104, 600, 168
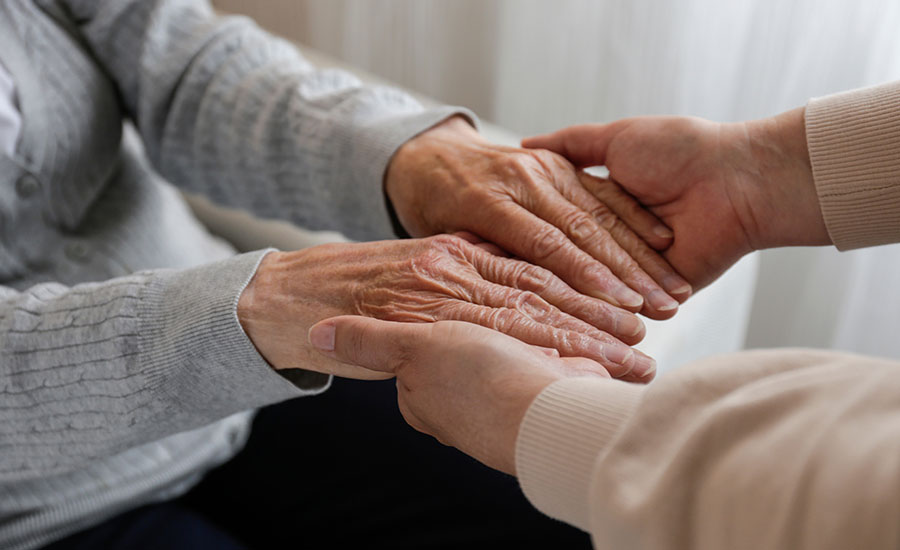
0, 1, 471, 548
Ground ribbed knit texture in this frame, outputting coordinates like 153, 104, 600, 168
806, 80, 900, 250
517, 350, 900, 550
515, 378, 642, 531
0, 1, 471, 548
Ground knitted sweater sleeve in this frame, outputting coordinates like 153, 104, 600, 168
0, 250, 325, 483
55, 0, 475, 241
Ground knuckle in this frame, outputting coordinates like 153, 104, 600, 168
501, 153, 544, 185
509, 290, 552, 320
411, 238, 467, 278
537, 148, 575, 173
589, 204, 618, 230
530, 226, 567, 261
532, 148, 557, 164
428, 233, 467, 252
556, 330, 591, 356
560, 209, 600, 241
408, 251, 445, 279
513, 262, 554, 291
487, 307, 522, 333
621, 196, 646, 219
344, 326, 370, 365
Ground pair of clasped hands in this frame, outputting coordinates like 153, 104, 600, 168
239, 108, 827, 475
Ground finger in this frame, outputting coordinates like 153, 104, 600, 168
443, 301, 652, 379
308, 316, 429, 374
474, 200, 645, 311
521, 123, 626, 168
573, 173, 692, 302
526, 184, 682, 318
452, 231, 511, 257
465, 248, 645, 344
578, 172, 674, 251
623, 349, 657, 383
465, 277, 626, 345
528, 162, 689, 312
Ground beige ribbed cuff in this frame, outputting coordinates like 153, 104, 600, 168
806, 81, 900, 250
515, 377, 644, 531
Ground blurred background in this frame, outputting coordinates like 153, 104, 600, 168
211, 0, 900, 373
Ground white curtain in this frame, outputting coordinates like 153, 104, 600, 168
214, 0, 900, 369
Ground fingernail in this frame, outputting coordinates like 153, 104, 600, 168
613, 285, 644, 309
653, 225, 674, 239
632, 352, 657, 379
617, 313, 645, 338
649, 289, 679, 312
602, 343, 634, 366
308, 321, 336, 352
663, 275, 692, 296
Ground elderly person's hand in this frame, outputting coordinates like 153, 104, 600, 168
307, 315, 608, 475
523, 108, 829, 291
238, 234, 656, 382
386, 117, 692, 319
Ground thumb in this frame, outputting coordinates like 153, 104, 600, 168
308, 316, 431, 374
522, 123, 622, 168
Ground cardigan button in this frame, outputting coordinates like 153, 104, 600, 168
15, 174, 40, 198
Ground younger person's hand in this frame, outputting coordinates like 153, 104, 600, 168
308, 315, 610, 475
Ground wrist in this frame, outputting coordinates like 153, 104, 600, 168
384, 116, 482, 236
738, 107, 830, 248
237, 250, 296, 370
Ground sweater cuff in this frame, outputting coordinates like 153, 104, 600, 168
515, 377, 644, 531
139, 249, 330, 423
806, 81, 900, 250
333, 97, 478, 241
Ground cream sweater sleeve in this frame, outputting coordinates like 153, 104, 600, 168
516, 81, 900, 549
806, 80, 900, 249
516, 350, 900, 550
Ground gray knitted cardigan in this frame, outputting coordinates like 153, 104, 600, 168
0, 1, 468, 548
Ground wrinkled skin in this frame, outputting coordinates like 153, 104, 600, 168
386, 117, 692, 318
238, 234, 656, 382
309, 316, 607, 476
523, 108, 828, 291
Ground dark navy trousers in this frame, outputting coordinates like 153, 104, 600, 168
44, 378, 590, 549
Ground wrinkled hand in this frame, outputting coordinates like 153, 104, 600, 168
308, 315, 609, 475
238, 234, 656, 381
523, 108, 828, 290
386, 117, 692, 319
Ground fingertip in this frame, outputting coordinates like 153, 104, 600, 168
628, 350, 657, 381
639, 302, 678, 321
647, 289, 679, 313
616, 313, 646, 344
663, 275, 693, 302
647, 229, 675, 252
521, 134, 551, 149
653, 225, 674, 240
308, 319, 337, 353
